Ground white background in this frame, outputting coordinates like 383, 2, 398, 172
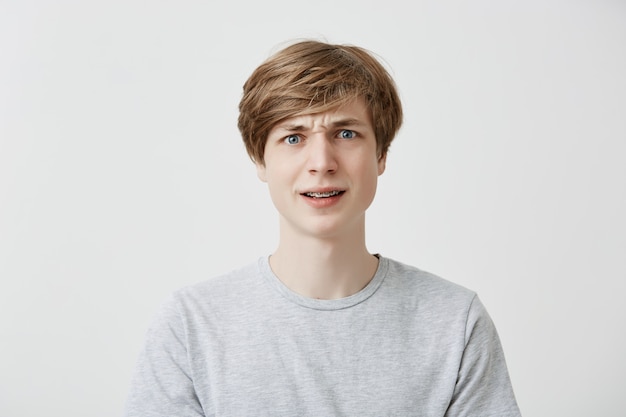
1, 0, 625, 416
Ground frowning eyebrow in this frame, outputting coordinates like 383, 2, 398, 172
276, 118, 366, 132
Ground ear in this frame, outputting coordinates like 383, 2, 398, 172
377, 153, 387, 176
256, 161, 267, 182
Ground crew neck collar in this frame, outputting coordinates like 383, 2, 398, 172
258, 255, 389, 311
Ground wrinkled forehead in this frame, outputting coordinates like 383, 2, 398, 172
270, 97, 373, 134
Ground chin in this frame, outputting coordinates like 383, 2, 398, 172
288, 214, 365, 240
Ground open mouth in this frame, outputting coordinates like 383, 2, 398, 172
301, 190, 345, 199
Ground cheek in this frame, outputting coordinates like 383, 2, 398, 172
357, 162, 381, 203
264, 168, 293, 208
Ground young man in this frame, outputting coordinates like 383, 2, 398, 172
124, 40, 521, 416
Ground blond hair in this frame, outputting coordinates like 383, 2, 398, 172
238, 40, 403, 163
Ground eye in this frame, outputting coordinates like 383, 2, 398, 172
284, 134, 301, 145
339, 129, 356, 139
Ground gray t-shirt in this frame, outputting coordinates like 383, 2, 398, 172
124, 256, 521, 416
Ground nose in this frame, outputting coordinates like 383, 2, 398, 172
306, 136, 338, 174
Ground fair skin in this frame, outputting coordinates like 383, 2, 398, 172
256, 98, 386, 300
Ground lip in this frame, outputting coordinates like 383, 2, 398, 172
299, 187, 346, 209
299, 186, 346, 194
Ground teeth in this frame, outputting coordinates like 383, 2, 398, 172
305, 190, 342, 198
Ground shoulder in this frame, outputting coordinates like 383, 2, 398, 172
379, 256, 478, 317
178, 259, 262, 298
383, 257, 475, 299
158, 258, 268, 324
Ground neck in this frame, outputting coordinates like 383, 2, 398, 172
269, 218, 379, 300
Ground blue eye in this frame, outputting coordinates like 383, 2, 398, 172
339, 130, 356, 139
285, 134, 301, 145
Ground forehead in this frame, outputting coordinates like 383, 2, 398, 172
270, 98, 373, 134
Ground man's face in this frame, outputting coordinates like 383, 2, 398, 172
256, 98, 386, 239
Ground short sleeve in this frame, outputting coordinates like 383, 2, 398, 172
123, 294, 205, 417
445, 295, 522, 417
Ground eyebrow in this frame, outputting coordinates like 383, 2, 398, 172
277, 118, 366, 132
